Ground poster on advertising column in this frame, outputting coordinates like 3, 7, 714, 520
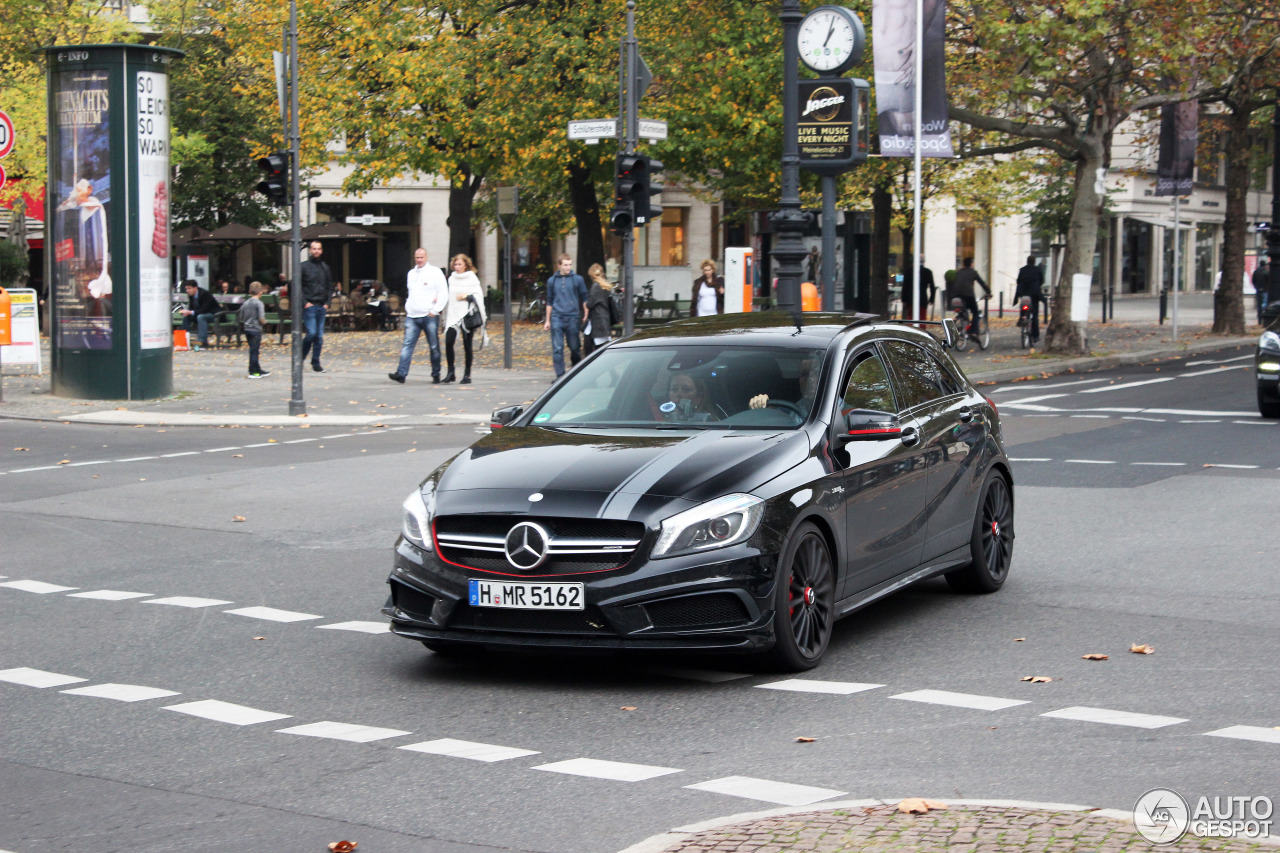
51, 68, 113, 350
137, 70, 171, 349
872, 0, 954, 158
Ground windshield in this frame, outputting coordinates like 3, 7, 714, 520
528, 345, 827, 429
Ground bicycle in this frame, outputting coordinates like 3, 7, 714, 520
1017, 296, 1034, 349
521, 286, 547, 324
950, 294, 991, 351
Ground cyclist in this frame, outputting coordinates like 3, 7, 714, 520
952, 257, 990, 336
1014, 255, 1045, 345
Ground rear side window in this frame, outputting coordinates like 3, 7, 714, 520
841, 351, 897, 414
881, 340, 950, 410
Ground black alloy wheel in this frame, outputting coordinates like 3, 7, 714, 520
1258, 387, 1280, 419
946, 470, 1014, 594
766, 522, 835, 671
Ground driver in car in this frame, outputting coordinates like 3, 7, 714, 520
749, 359, 818, 414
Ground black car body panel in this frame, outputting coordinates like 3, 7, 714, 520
385, 313, 1014, 667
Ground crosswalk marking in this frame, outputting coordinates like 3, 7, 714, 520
1040, 706, 1187, 729
756, 679, 884, 695
61, 683, 180, 702
399, 738, 540, 762
276, 721, 411, 742
891, 689, 1029, 711
533, 758, 682, 782
0, 667, 88, 688
163, 699, 291, 726
224, 606, 323, 623
317, 621, 391, 634
143, 596, 233, 608
1202, 726, 1280, 745
684, 776, 847, 806
67, 590, 152, 600
0, 580, 78, 594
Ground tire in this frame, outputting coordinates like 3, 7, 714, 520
765, 522, 835, 671
1259, 386, 1280, 419
953, 320, 969, 351
946, 471, 1014, 594
1020, 324, 1032, 349
977, 327, 991, 350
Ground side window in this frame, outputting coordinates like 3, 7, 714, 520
882, 340, 944, 410
840, 351, 897, 414
930, 349, 965, 396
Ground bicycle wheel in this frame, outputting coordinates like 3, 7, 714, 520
977, 325, 991, 350
1020, 324, 1032, 349
953, 322, 969, 351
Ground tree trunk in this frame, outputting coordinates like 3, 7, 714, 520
567, 162, 604, 277
446, 164, 483, 264
1213, 107, 1250, 334
870, 181, 892, 318
1045, 144, 1105, 355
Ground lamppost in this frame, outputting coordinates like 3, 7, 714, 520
770, 0, 812, 314
1269, 89, 1280, 279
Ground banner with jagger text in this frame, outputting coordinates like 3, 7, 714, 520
1155, 100, 1197, 196
872, 0, 953, 158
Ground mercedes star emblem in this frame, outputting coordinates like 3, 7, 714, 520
504, 521, 551, 571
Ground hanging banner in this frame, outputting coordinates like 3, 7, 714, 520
872, 0, 954, 158
1155, 100, 1197, 196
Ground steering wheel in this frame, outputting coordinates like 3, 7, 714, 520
766, 400, 805, 420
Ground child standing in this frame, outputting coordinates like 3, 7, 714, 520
239, 281, 270, 378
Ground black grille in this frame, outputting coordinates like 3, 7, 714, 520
447, 602, 614, 634
646, 593, 751, 630
434, 515, 645, 577
394, 585, 436, 622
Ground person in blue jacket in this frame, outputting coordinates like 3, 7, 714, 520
543, 253, 588, 378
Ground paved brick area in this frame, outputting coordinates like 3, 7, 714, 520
659, 804, 1274, 852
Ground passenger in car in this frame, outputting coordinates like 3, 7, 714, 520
663, 373, 721, 421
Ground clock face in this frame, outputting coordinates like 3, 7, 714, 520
798, 7, 861, 74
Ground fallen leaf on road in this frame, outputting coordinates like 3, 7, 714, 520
1012, 637, 1025, 642
252, 636, 265, 641
1130, 643, 1155, 654
1202, 464, 1214, 468
795, 737, 816, 743
406, 448, 417, 452
232, 454, 244, 458
1020, 676, 1053, 683
1082, 654, 1109, 660
58, 459, 70, 464
13, 447, 28, 451
232, 516, 247, 522
620, 706, 637, 711
328, 843, 357, 852
897, 798, 948, 814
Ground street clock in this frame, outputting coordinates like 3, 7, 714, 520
797, 5, 865, 75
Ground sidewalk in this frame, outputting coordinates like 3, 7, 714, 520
0, 296, 1259, 427
620, 798, 1280, 853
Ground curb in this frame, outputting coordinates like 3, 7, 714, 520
961, 335, 1256, 385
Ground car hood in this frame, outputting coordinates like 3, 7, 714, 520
433, 427, 809, 519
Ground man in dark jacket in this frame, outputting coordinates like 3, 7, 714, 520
954, 257, 990, 334
1253, 259, 1271, 324
1014, 255, 1045, 344
179, 279, 220, 350
543, 253, 588, 378
299, 240, 333, 372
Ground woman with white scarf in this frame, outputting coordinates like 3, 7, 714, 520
442, 253, 485, 384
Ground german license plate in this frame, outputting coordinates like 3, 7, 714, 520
468, 579, 584, 611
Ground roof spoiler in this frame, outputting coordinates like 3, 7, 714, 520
884, 317, 960, 349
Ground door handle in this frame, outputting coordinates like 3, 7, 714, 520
900, 426, 919, 446
959, 405, 974, 423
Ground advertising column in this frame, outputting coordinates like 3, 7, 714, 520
45, 44, 182, 399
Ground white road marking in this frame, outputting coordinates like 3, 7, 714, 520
1131, 462, 1186, 467
163, 699, 291, 726
1180, 365, 1246, 377
1122, 416, 1166, 422
1040, 706, 1187, 729
996, 393, 1069, 406
66, 460, 110, 467
61, 683, 180, 702
639, 666, 752, 683
1064, 459, 1116, 465
241, 442, 278, 448
284, 438, 317, 444
756, 679, 884, 695
8, 465, 69, 473
399, 738, 540, 762
115, 456, 157, 462
890, 689, 1028, 711
67, 590, 152, 600
1079, 378, 1175, 394
0, 580, 78, 594
224, 606, 323, 623
533, 758, 682, 782
317, 621, 391, 634
1203, 726, 1280, 745
1179, 419, 1221, 424
1186, 355, 1253, 366
0, 667, 88, 688
1232, 420, 1275, 425
143, 596, 233, 608
684, 776, 847, 806
991, 378, 1111, 392
204, 447, 243, 453
1208, 464, 1259, 470
160, 452, 200, 458
1009, 458, 1052, 462
1069, 415, 1111, 419
276, 721, 411, 742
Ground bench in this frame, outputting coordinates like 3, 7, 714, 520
634, 297, 684, 327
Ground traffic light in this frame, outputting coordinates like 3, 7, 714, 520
616, 153, 664, 227
256, 151, 291, 205
609, 205, 633, 236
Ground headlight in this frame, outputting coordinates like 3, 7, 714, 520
1260, 331, 1280, 353
401, 487, 434, 550
652, 494, 764, 559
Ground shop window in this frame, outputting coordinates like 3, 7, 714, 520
660, 207, 687, 266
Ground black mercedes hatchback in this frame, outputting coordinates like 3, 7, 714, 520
385, 312, 1014, 670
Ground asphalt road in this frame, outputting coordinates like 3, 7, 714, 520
1, 348, 1276, 853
